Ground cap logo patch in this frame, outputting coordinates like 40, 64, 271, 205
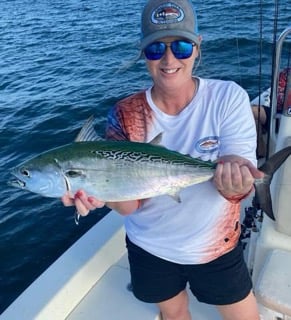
151, 3, 184, 24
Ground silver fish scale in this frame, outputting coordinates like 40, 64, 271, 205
65, 155, 213, 201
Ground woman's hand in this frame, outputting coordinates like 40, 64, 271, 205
213, 155, 264, 200
62, 190, 105, 216
61, 190, 141, 217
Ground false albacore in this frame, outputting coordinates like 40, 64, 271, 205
8, 117, 291, 220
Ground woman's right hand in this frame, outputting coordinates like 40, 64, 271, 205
61, 190, 105, 217
61, 190, 141, 216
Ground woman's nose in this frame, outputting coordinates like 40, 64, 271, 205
161, 45, 176, 63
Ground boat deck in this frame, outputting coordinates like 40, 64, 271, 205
67, 254, 158, 319
0, 212, 221, 320
67, 253, 222, 320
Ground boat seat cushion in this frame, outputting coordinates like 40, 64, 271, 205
255, 249, 291, 316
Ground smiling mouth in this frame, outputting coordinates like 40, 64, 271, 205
162, 68, 179, 74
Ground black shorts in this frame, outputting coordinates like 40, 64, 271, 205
126, 236, 252, 305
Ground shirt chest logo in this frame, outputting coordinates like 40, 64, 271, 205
196, 136, 219, 153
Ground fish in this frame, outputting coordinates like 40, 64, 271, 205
8, 117, 291, 221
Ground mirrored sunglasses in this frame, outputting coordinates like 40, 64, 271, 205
144, 40, 196, 61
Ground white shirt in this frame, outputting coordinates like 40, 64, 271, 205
107, 77, 257, 264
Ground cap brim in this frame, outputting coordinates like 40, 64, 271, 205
140, 30, 200, 50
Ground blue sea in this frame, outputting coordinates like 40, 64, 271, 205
0, 0, 290, 314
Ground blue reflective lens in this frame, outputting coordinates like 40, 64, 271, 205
144, 40, 195, 60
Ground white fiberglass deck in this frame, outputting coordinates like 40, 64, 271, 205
67, 253, 222, 320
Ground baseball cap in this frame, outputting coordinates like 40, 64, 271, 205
140, 0, 200, 50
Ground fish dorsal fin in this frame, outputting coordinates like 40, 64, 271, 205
149, 132, 163, 146
75, 116, 104, 142
169, 192, 182, 203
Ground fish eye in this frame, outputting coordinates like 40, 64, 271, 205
20, 168, 30, 177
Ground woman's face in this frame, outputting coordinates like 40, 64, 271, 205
145, 37, 199, 91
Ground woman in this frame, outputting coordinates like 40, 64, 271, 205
62, 0, 263, 319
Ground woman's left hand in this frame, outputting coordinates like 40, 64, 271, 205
213, 155, 264, 199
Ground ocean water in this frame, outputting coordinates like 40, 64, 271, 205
0, 0, 290, 314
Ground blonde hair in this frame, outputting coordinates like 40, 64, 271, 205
193, 45, 202, 74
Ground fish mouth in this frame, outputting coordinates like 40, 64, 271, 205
8, 178, 26, 189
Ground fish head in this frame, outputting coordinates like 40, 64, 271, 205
8, 160, 68, 198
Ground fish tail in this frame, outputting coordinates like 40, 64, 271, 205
255, 146, 291, 220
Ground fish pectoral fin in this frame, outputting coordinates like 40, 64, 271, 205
168, 191, 182, 203
149, 133, 163, 146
